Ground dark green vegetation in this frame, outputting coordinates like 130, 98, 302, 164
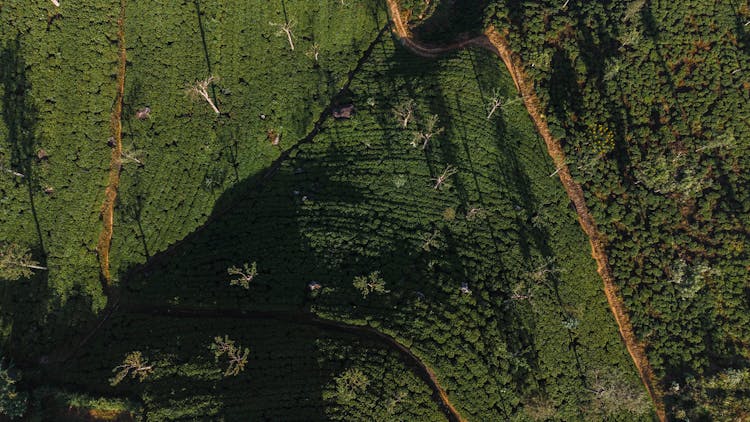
10, 0, 742, 420
412, 0, 488, 44
486, 0, 750, 419
0, 359, 27, 419
118, 26, 650, 420
42, 314, 444, 421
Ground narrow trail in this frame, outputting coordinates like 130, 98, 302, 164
385, 1, 665, 420
96, 0, 127, 285
124, 305, 462, 422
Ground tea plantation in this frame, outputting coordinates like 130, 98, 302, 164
3, 0, 742, 420
113, 24, 649, 420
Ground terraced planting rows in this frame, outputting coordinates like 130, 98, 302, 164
2, 0, 664, 420
0, 1, 118, 355
111, 0, 389, 281
121, 33, 651, 420
48, 314, 444, 421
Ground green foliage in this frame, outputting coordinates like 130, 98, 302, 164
210, 335, 249, 377
110, 351, 154, 386
0, 242, 42, 281
115, 35, 646, 420
588, 124, 615, 156
333, 367, 370, 403
0, 360, 26, 419
0, 0, 114, 355
52, 315, 443, 421
227, 262, 257, 289
353, 271, 388, 298
675, 368, 750, 421
29, 387, 141, 421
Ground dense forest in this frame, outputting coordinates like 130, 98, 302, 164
486, 0, 750, 419
0, 0, 747, 420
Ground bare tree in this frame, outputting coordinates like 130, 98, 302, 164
270, 20, 296, 51
432, 164, 458, 190
227, 262, 257, 289
386, 390, 408, 415
487, 89, 503, 119
586, 368, 650, 417
211, 335, 249, 377
0, 165, 24, 178
412, 114, 444, 149
523, 395, 556, 421
466, 206, 486, 221
306, 43, 321, 63
186, 76, 220, 115
121, 146, 144, 166
393, 99, 415, 128
526, 256, 562, 284
110, 351, 153, 386
549, 158, 572, 177
0, 151, 25, 178
334, 368, 369, 403
353, 271, 388, 298
421, 229, 441, 252
0, 243, 47, 281
623, 0, 646, 23
510, 281, 534, 302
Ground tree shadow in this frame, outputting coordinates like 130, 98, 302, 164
1, 36, 46, 257
193, 0, 218, 104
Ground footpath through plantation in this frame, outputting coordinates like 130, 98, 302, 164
97, 0, 127, 284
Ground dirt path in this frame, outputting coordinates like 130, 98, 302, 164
124, 305, 463, 422
385, 0, 482, 57
482, 28, 666, 422
96, 0, 127, 285
385, 1, 665, 420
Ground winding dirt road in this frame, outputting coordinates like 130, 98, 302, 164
385, 1, 665, 420
124, 305, 464, 422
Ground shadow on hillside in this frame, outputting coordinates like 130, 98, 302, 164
119, 154, 365, 311
411, 0, 489, 44
55, 314, 365, 420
